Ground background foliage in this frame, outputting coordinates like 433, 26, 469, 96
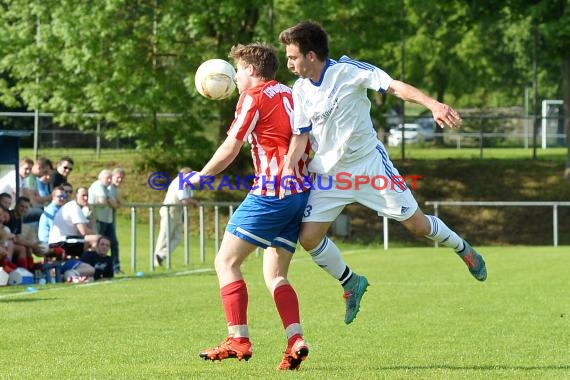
1, 0, 569, 174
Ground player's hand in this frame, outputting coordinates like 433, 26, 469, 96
432, 102, 462, 129
279, 168, 295, 199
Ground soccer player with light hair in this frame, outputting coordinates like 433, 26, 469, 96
278, 21, 487, 324
191, 43, 312, 370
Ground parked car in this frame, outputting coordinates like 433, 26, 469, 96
387, 123, 424, 146
414, 116, 436, 141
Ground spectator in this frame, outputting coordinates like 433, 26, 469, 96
107, 167, 125, 273
88, 170, 114, 244
36, 173, 53, 203
60, 256, 95, 283
22, 157, 54, 224
6, 196, 43, 270
48, 186, 100, 250
80, 236, 114, 280
60, 182, 74, 196
0, 205, 17, 272
154, 167, 197, 266
0, 158, 33, 204
38, 187, 69, 244
50, 156, 74, 190
0, 193, 12, 210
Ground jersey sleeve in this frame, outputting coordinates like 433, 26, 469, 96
227, 93, 259, 142
292, 81, 312, 135
338, 55, 393, 93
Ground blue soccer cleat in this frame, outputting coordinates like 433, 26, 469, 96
343, 275, 369, 324
457, 240, 487, 281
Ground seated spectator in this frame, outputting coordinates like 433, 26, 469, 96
60, 257, 95, 283
0, 193, 12, 210
0, 158, 33, 205
80, 236, 114, 280
48, 186, 100, 249
0, 205, 17, 272
61, 182, 74, 198
22, 157, 54, 223
38, 187, 70, 243
5, 196, 43, 270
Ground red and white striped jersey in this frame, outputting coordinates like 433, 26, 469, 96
228, 80, 311, 196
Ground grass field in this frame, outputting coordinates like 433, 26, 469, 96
1, 245, 569, 379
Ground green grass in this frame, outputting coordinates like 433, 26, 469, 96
1, 245, 569, 379
386, 146, 567, 161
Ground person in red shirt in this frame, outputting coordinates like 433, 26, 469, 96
193, 43, 311, 370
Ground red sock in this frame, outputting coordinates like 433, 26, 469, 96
220, 280, 248, 327
1, 257, 16, 272
27, 256, 35, 270
15, 256, 28, 269
274, 284, 300, 330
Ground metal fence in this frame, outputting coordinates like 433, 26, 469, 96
425, 200, 570, 247
1, 111, 567, 153
124, 200, 569, 273
126, 201, 240, 272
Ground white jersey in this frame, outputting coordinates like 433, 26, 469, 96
48, 200, 88, 243
163, 179, 193, 205
292, 56, 393, 174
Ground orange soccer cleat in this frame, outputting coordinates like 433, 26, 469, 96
277, 337, 309, 370
199, 338, 252, 362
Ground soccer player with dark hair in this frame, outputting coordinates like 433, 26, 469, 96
278, 20, 487, 324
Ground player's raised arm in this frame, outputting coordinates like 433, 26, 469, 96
193, 135, 244, 182
387, 79, 462, 129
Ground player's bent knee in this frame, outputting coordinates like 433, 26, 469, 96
298, 232, 320, 252
214, 252, 241, 272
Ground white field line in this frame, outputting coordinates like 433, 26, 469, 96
1, 249, 373, 299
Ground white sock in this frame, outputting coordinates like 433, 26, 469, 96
425, 215, 465, 252
307, 236, 352, 283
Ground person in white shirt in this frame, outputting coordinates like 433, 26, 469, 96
154, 167, 197, 266
0, 158, 33, 207
49, 187, 99, 250
88, 170, 116, 267
278, 21, 487, 325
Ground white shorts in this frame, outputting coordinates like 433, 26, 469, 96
303, 144, 418, 223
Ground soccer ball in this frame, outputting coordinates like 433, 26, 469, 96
194, 59, 236, 100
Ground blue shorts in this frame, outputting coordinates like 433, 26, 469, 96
226, 191, 309, 253
61, 259, 82, 273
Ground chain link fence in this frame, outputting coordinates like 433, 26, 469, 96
1, 109, 566, 153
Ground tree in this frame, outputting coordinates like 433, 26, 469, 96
0, 0, 269, 172
1, 0, 567, 174
504, 0, 570, 177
